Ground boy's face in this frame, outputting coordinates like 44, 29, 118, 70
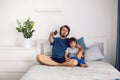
70, 41, 76, 48
60, 27, 69, 38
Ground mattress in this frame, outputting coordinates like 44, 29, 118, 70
20, 61, 120, 80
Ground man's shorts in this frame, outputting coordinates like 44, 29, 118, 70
51, 57, 65, 63
70, 56, 86, 66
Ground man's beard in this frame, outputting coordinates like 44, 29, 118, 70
61, 34, 67, 38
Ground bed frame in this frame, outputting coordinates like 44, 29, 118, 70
20, 39, 120, 80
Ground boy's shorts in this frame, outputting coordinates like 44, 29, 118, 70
70, 56, 86, 66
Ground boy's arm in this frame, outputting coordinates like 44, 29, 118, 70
76, 44, 84, 59
65, 48, 69, 61
65, 52, 68, 60
65, 52, 69, 60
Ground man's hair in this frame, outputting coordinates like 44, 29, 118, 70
69, 37, 77, 43
59, 25, 70, 37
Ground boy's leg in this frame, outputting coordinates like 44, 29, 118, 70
80, 64, 88, 67
78, 59, 88, 67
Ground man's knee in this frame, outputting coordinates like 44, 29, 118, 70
72, 59, 78, 66
36, 54, 42, 62
68, 59, 78, 66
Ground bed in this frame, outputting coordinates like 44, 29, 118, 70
20, 38, 120, 80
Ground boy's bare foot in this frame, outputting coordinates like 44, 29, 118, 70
80, 64, 88, 67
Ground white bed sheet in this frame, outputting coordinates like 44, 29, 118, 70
20, 61, 120, 80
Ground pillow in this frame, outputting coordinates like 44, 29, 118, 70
43, 42, 52, 56
34, 40, 52, 64
84, 44, 104, 62
77, 37, 88, 50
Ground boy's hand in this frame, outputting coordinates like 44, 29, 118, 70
65, 57, 70, 61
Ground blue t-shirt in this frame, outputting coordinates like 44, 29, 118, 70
51, 37, 69, 58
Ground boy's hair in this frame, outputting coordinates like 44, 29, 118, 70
69, 37, 77, 43
59, 25, 70, 37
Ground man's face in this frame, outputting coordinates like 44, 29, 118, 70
60, 27, 69, 38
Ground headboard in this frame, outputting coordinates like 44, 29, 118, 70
36, 38, 107, 62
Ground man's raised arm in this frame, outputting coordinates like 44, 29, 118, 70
48, 32, 54, 44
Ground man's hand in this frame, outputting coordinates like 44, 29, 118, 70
75, 44, 82, 49
76, 44, 84, 59
50, 32, 54, 38
48, 32, 54, 43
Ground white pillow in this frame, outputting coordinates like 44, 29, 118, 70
43, 42, 52, 56
84, 44, 104, 62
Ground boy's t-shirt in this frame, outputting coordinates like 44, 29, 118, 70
65, 47, 79, 58
51, 37, 69, 58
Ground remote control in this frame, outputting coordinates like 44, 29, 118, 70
54, 30, 57, 35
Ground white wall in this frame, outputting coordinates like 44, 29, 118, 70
0, 0, 117, 66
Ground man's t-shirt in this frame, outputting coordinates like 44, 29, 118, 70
51, 37, 69, 58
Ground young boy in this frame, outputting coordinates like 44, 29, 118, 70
65, 37, 88, 67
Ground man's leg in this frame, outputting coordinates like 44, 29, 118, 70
59, 59, 78, 67
36, 54, 59, 66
